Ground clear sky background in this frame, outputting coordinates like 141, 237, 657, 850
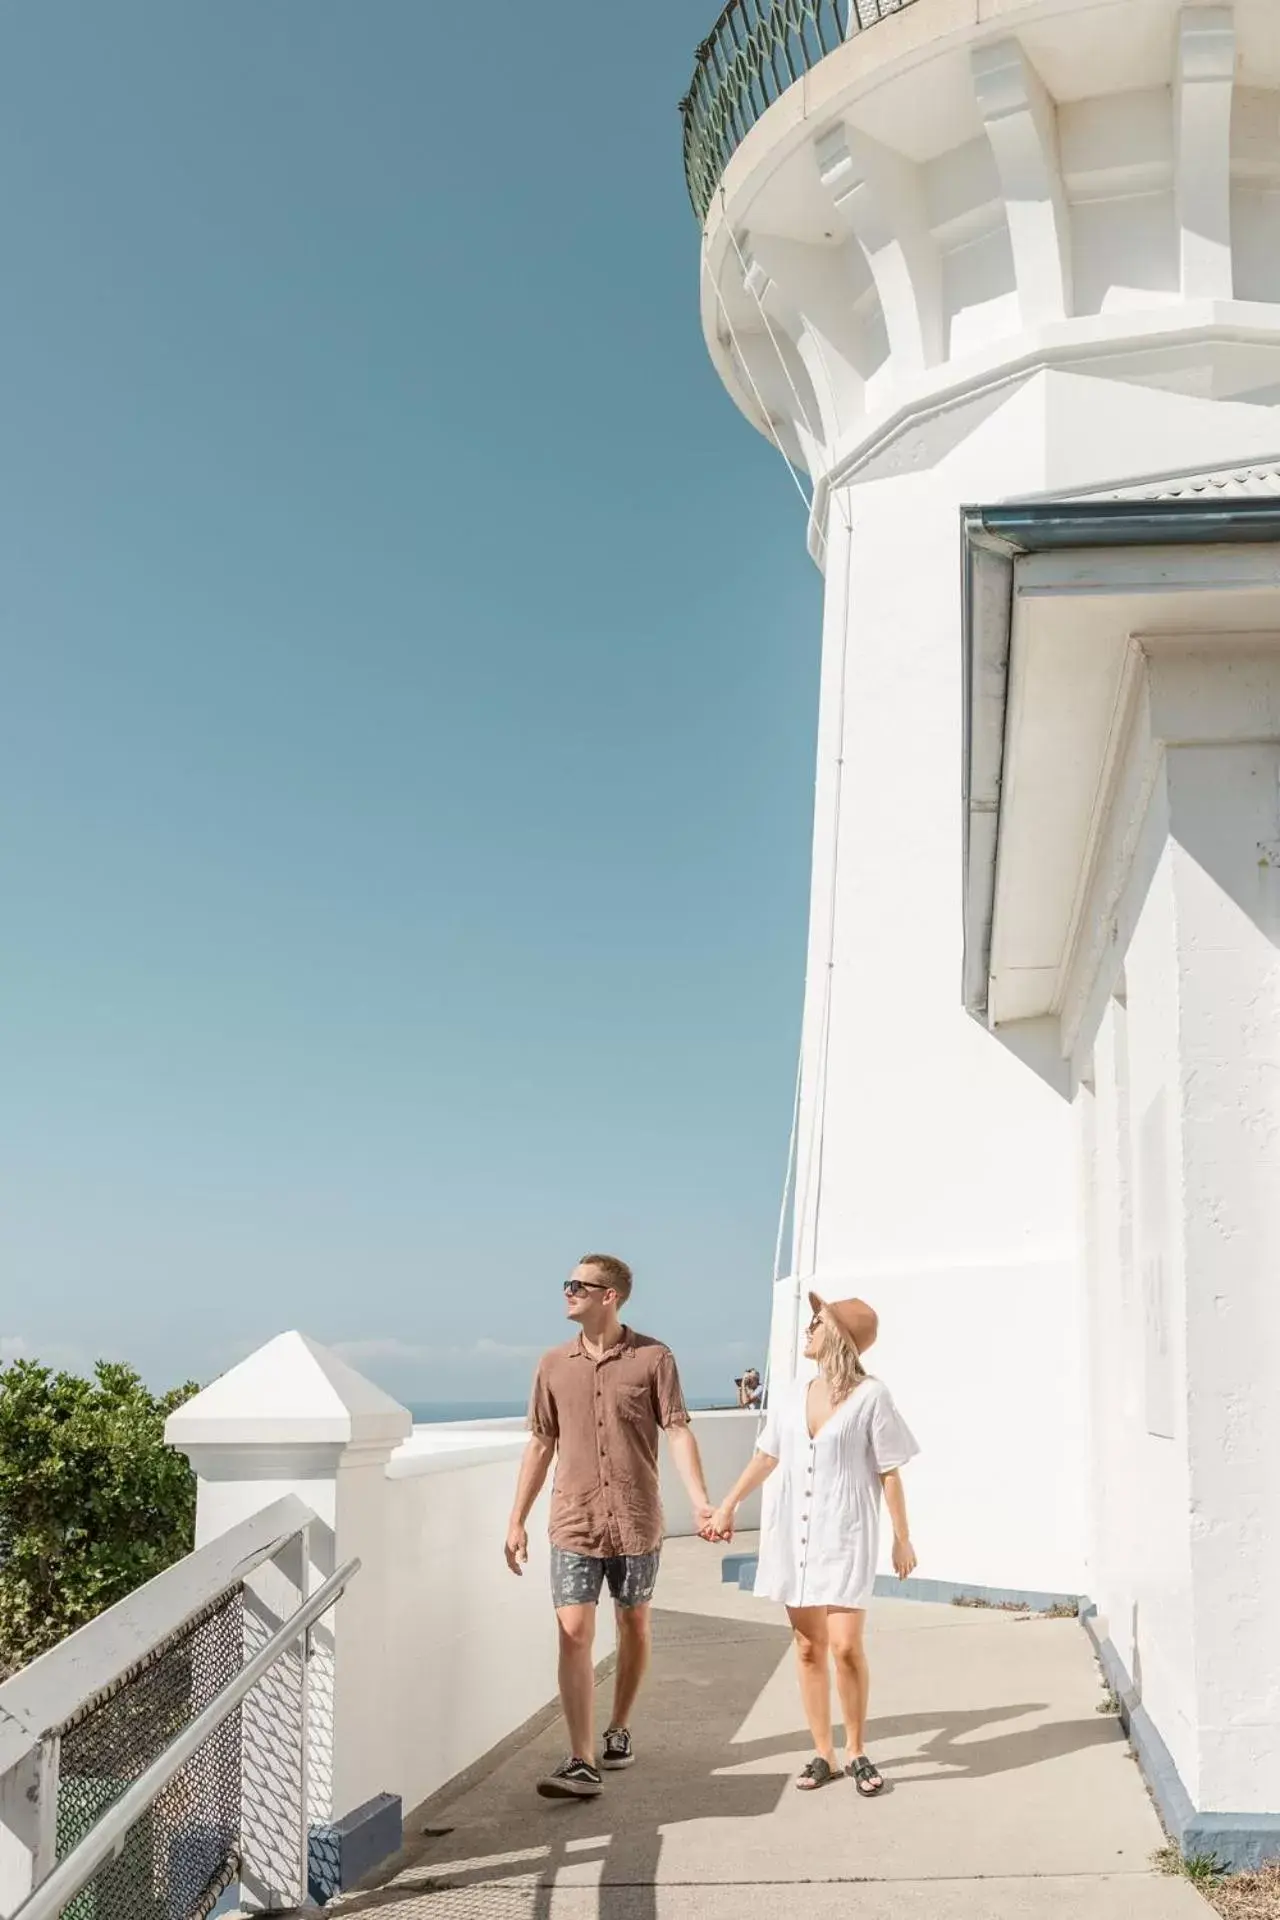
1, 3, 821, 1405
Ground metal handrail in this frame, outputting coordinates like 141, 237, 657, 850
12, 1556, 361, 1920
0, 1494, 318, 1778
679, 0, 920, 223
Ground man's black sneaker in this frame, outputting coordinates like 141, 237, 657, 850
536, 1756, 603, 1799
601, 1727, 634, 1770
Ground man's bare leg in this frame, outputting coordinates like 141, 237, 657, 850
610, 1603, 651, 1729
555, 1604, 597, 1758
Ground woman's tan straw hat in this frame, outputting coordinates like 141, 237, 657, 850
809, 1291, 878, 1356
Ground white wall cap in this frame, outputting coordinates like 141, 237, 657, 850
165, 1330, 412, 1451
387, 1431, 530, 1480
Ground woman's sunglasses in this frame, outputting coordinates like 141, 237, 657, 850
563, 1278, 610, 1298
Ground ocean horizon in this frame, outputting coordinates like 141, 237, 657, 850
410, 1394, 736, 1425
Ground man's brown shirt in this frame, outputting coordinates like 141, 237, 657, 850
527, 1326, 690, 1556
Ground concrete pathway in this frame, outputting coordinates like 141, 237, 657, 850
327, 1537, 1208, 1920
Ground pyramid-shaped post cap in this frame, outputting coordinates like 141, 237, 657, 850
165, 1331, 412, 1452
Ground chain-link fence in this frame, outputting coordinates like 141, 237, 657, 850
53, 1590, 244, 1920
680, 0, 920, 223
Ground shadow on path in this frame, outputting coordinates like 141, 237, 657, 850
329, 1606, 1124, 1920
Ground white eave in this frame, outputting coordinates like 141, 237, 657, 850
961, 481, 1280, 1049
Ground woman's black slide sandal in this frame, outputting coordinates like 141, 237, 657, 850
848, 1755, 885, 1796
795, 1757, 837, 1791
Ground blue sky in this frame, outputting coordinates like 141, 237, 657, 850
0, 3, 820, 1404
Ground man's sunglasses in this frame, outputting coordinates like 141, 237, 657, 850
564, 1278, 611, 1298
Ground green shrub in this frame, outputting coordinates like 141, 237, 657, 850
0, 1359, 200, 1673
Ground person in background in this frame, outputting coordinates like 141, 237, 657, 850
704, 1294, 918, 1798
735, 1367, 763, 1410
504, 1254, 715, 1800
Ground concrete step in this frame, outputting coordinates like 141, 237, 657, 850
718, 1553, 758, 1588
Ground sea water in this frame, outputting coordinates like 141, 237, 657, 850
409, 1395, 731, 1424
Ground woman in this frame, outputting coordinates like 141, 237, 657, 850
706, 1294, 918, 1796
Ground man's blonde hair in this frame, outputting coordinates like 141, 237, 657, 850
580, 1253, 633, 1303
813, 1312, 867, 1403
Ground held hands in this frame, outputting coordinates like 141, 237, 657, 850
892, 1535, 918, 1580
697, 1502, 735, 1543
504, 1521, 529, 1576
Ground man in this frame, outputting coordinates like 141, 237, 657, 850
504, 1253, 714, 1799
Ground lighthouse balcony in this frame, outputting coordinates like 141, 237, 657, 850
683, 0, 1280, 512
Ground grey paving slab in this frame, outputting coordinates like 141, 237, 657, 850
324, 1537, 1208, 1920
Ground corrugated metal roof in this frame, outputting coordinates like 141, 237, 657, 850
1082, 459, 1280, 502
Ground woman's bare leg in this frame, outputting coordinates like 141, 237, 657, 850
786, 1606, 837, 1768
827, 1608, 871, 1760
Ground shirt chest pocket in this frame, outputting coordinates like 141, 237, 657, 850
612, 1380, 654, 1424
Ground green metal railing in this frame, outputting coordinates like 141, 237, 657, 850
680, 0, 919, 224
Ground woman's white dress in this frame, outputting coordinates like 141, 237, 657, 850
752, 1375, 919, 1610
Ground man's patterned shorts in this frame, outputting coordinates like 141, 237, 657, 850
550, 1546, 661, 1610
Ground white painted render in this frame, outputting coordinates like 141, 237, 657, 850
695, 0, 1280, 1819
775, 370, 1280, 1597
985, 557, 1280, 1814
699, 0, 1280, 1610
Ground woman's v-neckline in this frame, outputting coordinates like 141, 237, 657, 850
805, 1378, 846, 1441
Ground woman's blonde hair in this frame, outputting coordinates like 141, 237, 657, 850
813, 1312, 868, 1403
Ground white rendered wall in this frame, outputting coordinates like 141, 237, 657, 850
692, 0, 1280, 1805
381, 1440, 594, 1814
1078, 836, 1199, 1798
406, 1409, 763, 1543
1166, 727, 1280, 1814
784, 372, 1242, 1592
790, 433, 1079, 1589
1067, 647, 1280, 1814
658, 1409, 763, 1534
782, 369, 1280, 1596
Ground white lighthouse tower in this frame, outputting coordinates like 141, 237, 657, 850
685, 0, 1280, 1603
